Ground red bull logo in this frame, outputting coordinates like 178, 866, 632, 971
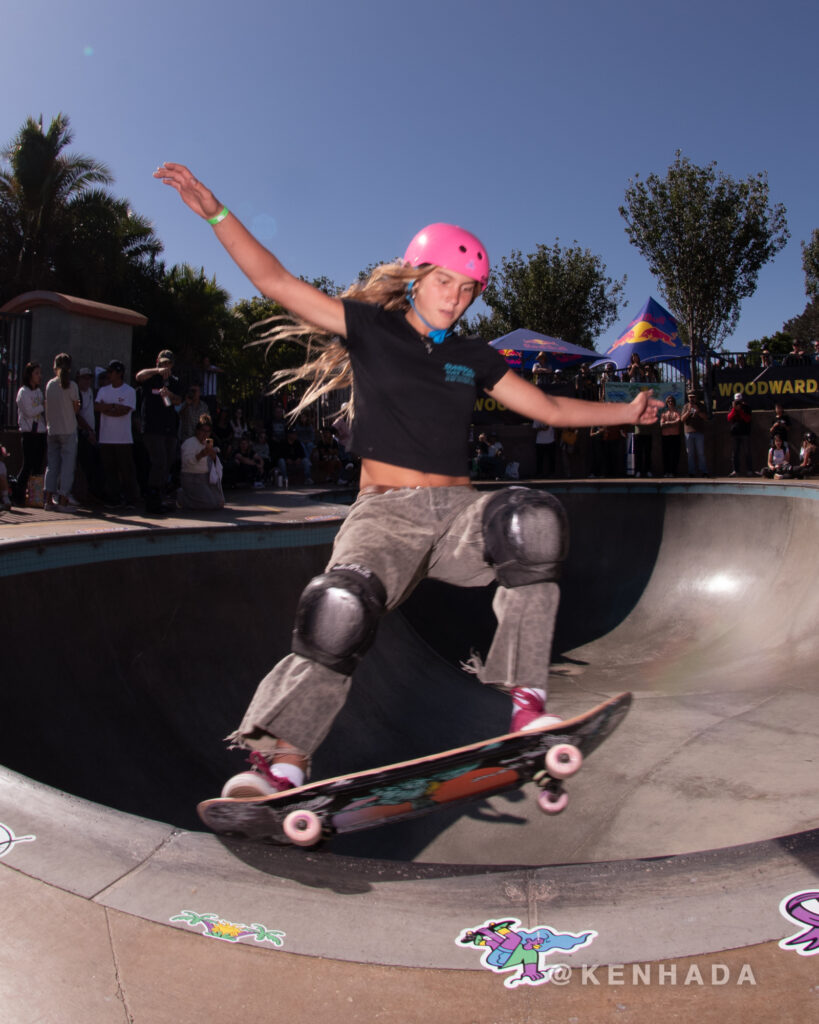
609, 319, 677, 352
499, 349, 522, 367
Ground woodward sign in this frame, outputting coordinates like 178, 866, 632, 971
712, 368, 819, 411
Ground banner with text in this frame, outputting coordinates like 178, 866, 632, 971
712, 368, 819, 411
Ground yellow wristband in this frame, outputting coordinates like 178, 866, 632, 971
207, 206, 229, 226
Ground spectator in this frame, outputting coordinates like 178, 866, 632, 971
587, 425, 604, 478
632, 418, 654, 477
769, 403, 791, 444
276, 429, 310, 486
475, 432, 505, 480
252, 429, 273, 479
0, 443, 11, 510
135, 349, 182, 513
660, 395, 683, 476
761, 434, 792, 478
200, 356, 224, 416
727, 391, 753, 477
532, 419, 556, 478
782, 341, 810, 367
598, 362, 617, 399
233, 435, 264, 486
574, 363, 597, 401
681, 389, 709, 476
627, 352, 644, 382
95, 359, 141, 510
558, 426, 578, 477
811, 340, 819, 365
177, 414, 225, 509
229, 406, 246, 439
178, 385, 210, 441
760, 348, 774, 369
13, 362, 47, 505
311, 427, 342, 484
532, 352, 553, 389
294, 413, 316, 466
44, 353, 81, 509
76, 366, 104, 501
213, 407, 233, 451
792, 431, 817, 479
602, 423, 626, 477
268, 403, 287, 451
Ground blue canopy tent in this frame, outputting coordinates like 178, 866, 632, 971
592, 298, 690, 373
489, 329, 600, 372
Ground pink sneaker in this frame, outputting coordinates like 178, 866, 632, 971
510, 687, 563, 733
220, 751, 303, 799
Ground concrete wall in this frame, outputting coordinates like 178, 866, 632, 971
30, 306, 133, 377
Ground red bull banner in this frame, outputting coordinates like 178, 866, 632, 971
602, 298, 685, 369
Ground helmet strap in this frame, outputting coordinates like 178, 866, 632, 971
405, 281, 453, 345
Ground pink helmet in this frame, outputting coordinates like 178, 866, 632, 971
403, 223, 490, 292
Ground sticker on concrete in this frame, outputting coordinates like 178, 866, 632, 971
170, 911, 285, 946
779, 890, 819, 956
456, 918, 597, 988
0, 822, 36, 858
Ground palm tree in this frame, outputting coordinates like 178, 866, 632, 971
54, 189, 163, 306
0, 113, 113, 299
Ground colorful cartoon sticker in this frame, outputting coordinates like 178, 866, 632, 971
779, 891, 819, 956
171, 911, 285, 946
457, 917, 597, 988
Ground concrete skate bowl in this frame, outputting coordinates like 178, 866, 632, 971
1, 483, 817, 874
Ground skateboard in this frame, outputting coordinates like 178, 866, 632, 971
198, 691, 631, 847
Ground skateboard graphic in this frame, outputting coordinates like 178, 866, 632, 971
198, 692, 631, 847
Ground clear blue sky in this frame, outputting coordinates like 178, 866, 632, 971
3, 0, 817, 351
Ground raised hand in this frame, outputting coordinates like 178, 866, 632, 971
153, 162, 222, 221
631, 390, 664, 424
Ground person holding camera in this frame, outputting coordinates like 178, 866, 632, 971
682, 389, 709, 476
177, 414, 224, 509
727, 391, 753, 477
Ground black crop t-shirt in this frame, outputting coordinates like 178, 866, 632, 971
341, 298, 509, 476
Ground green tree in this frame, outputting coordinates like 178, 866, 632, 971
783, 301, 819, 346
620, 152, 789, 387
466, 240, 625, 348
222, 275, 342, 404
0, 113, 113, 300
134, 263, 232, 371
746, 331, 793, 361
53, 189, 162, 307
801, 228, 819, 301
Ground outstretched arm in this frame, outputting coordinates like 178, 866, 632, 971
153, 163, 345, 337
487, 370, 662, 428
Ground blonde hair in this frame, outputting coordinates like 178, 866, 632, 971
254, 262, 440, 421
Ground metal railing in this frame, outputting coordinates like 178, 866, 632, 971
0, 311, 32, 430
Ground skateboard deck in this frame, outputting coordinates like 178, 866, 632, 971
198, 691, 631, 846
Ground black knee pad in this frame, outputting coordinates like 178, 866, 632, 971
482, 487, 568, 587
291, 564, 387, 674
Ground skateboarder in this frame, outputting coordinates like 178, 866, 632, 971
154, 162, 662, 799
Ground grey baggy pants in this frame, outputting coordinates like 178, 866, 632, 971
230, 486, 563, 755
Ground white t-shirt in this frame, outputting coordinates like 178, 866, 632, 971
96, 383, 136, 444
180, 435, 210, 474
45, 378, 80, 434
